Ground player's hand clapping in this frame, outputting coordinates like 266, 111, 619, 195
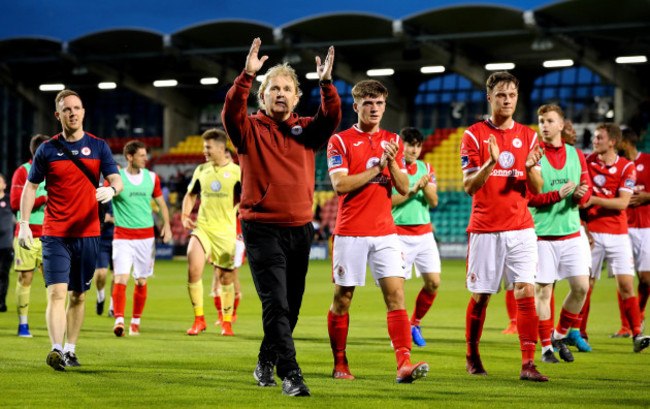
572, 182, 589, 200
488, 134, 499, 164
558, 181, 576, 199
525, 144, 543, 169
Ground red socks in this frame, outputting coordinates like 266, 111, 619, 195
516, 296, 538, 363
112, 283, 127, 319
637, 282, 648, 317
556, 308, 579, 337
538, 318, 553, 348
234, 294, 240, 313
622, 296, 642, 336
132, 284, 147, 319
214, 295, 222, 311
505, 289, 517, 325
410, 288, 436, 326
618, 290, 631, 329
387, 309, 412, 368
579, 286, 592, 335
466, 298, 488, 357
328, 310, 350, 365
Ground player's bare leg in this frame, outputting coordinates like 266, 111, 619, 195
466, 293, 490, 375
45, 283, 68, 371
380, 277, 429, 383
551, 275, 588, 362
328, 285, 355, 379
187, 236, 207, 335
16, 270, 34, 337
94, 267, 107, 315
60, 290, 86, 368
219, 268, 235, 336
535, 283, 558, 363
410, 272, 439, 347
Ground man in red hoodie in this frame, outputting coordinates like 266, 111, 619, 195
222, 38, 341, 397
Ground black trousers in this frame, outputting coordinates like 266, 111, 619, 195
0, 247, 14, 309
241, 220, 314, 379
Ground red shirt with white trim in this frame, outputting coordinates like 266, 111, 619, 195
585, 153, 636, 234
460, 119, 538, 233
327, 125, 406, 236
626, 152, 650, 228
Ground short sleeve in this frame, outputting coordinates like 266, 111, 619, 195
426, 163, 437, 185
461, 129, 481, 174
187, 166, 201, 193
28, 144, 47, 184
395, 134, 407, 172
152, 173, 163, 197
327, 134, 348, 175
100, 141, 119, 178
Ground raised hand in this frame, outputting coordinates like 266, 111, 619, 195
558, 181, 576, 199
525, 144, 543, 169
573, 182, 589, 200
316, 46, 335, 81
245, 37, 269, 76
488, 134, 499, 163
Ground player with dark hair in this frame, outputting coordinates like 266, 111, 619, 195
460, 72, 547, 381
18, 89, 123, 370
10, 134, 49, 336
583, 123, 650, 352
327, 80, 429, 383
390, 127, 440, 347
110, 140, 171, 336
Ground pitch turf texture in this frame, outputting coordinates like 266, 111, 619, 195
1, 260, 649, 408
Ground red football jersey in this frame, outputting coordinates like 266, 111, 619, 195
460, 119, 538, 233
327, 125, 406, 236
626, 152, 650, 228
585, 153, 636, 234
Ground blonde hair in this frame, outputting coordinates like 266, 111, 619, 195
537, 104, 565, 119
257, 63, 302, 110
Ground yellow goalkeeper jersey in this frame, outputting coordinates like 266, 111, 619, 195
187, 161, 240, 234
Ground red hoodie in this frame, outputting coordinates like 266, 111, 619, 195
222, 70, 341, 226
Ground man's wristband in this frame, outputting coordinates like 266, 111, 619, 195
319, 79, 332, 86
19, 220, 30, 225
110, 186, 117, 195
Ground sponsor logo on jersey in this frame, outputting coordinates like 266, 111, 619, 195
81, 147, 91, 156
625, 178, 635, 188
512, 138, 522, 148
498, 151, 515, 169
593, 174, 606, 187
128, 191, 148, 197
490, 168, 523, 178
550, 178, 569, 187
210, 180, 222, 192
609, 166, 617, 174
291, 125, 303, 135
637, 164, 644, 172
328, 155, 343, 169
353, 141, 363, 147
366, 157, 380, 169
461, 155, 469, 168
71, 150, 79, 155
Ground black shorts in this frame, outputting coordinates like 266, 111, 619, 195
42, 235, 100, 293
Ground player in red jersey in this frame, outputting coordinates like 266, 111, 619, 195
460, 72, 547, 381
583, 123, 650, 352
618, 127, 650, 335
18, 90, 123, 370
326, 80, 429, 383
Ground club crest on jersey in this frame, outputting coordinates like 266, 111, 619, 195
223, 172, 230, 178
81, 147, 91, 156
366, 157, 380, 169
328, 155, 342, 169
625, 179, 635, 188
609, 167, 617, 174
291, 125, 303, 136
637, 164, 644, 172
512, 138, 522, 148
210, 180, 222, 192
593, 174, 606, 187
461, 155, 469, 168
498, 151, 515, 169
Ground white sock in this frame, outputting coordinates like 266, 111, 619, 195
552, 330, 565, 341
63, 343, 76, 354
19, 315, 28, 325
115, 317, 124, 325
109, 297, 114, 310
52, 343, 63, 352
541, 345, 553, 354
97, 289, 105, 303
131, 317, 141, 325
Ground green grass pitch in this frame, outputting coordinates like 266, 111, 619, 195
1, 259, 649, 408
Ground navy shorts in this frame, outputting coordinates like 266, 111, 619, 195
41, 235, 100, 293
95, 237, 113, 270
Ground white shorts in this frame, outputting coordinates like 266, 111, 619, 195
398, 233, 441, 279
234, 239, 245, 268
629, 228, 650, 272
466, 228, 538, 294
590, 232, 634, 279
112, 238, 155, 279
536, 236, 590, 284
332, 234, 405, 287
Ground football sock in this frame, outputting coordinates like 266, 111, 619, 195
16, 282, 30, 318
387, 309, 412, 368
52, 343, 63, 352
622, 296, 642, 336
132, 284, 147, 320
328, 310, 349, 365
131, 317, 141, 325
63, 343, 75, 354
541, 345, 553, 354
505, 289, 517, 325
550, 288, 556, 326
617, 290, 631, 329
97, 289, 105, 303
637, 282, 648, 316
221, 283, 235, 323
555, 308, 579, 337
579, 286, 592, 335
466, 298, 488, 357
112, 283, 127, 319
410, 288, 436, 326
234, 293, 241, 312
188, 281, 204, 317
538, 318, 553, 348
214, 294, 222, 311
109, 296, 114, 311
516, 296, 538, 364
115, 316, 125, 325
19, 315, 27, 325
